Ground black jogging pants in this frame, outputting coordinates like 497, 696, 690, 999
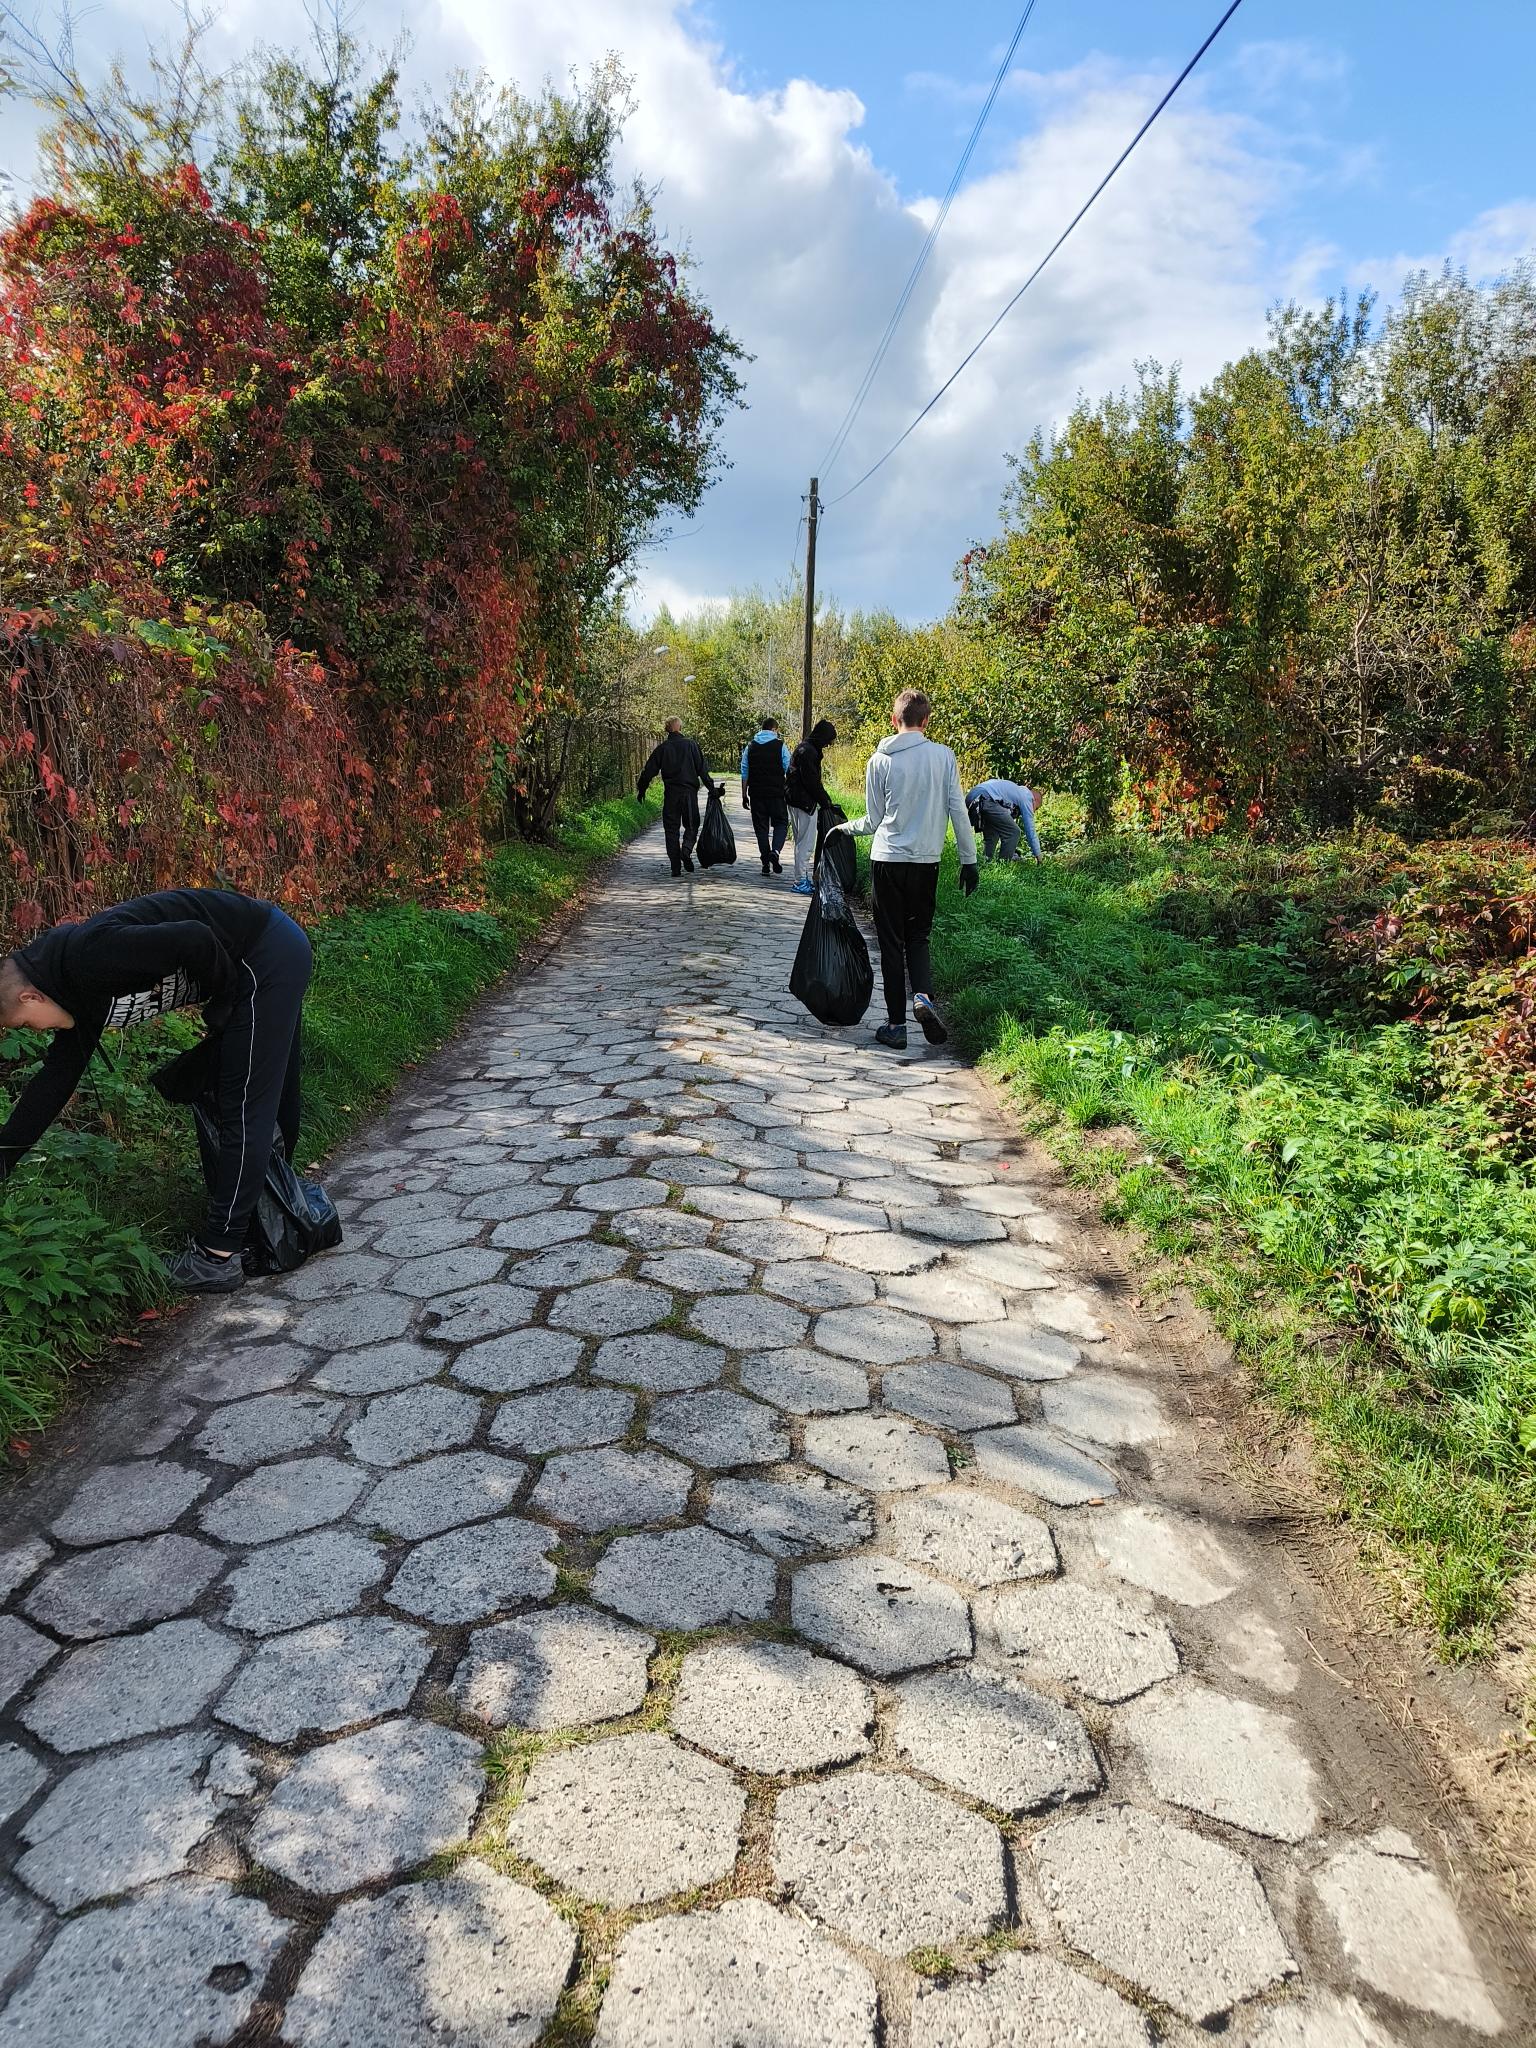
870, 860, 939, 1027
201, 908, 312, 1253
661, 785, 701, 872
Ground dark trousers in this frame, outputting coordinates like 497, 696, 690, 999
662, 785, 701, 871
871, 861, 938, 1026
202, 908, 312, 1252
976, 796, 1022, 861
749, 794, 788, 865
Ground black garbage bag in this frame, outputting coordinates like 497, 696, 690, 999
789, 861, 873, 1027
816, 803, 857, 893
697, 785, 737, 867
191, 1097, 343, 1276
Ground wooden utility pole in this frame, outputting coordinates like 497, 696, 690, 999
800, 477, 819, 740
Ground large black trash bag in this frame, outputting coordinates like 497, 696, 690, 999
790, 862, 873, 1027
191, 1097, 343, 1276
697, 786, 737, 867
816, 803, 857, 893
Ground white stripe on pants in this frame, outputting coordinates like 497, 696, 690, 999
790, 806, 818, 884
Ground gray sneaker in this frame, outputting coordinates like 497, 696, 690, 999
165, 1240, 245, 1294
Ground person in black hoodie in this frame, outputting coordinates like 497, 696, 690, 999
0, 889, 314, 1293
787, 717, 837, 894
637, 718, 721, 877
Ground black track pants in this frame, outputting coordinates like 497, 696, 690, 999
202, 909, 312, 1252
750, 795, 789, 864
662, 786, 701, 871
871, 860, 939, 1026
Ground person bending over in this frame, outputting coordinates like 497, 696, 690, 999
740, 716, 792, 876
828, 691, 978, 1050
787, 718, 838, 895
966, 777, 1042, 863
637, 717, 720, 877
0, 888, 312, 1293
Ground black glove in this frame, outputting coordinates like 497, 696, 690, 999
959, 863, 979, 897
635, 783, 646, 801
740, 784, 750, 809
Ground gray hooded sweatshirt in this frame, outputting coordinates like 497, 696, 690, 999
847, 729, 978, 865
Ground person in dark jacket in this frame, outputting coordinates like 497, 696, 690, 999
740, 716, 792, 876
786, 717, 837, 894
637, 718, 720, 877
0, 889, 314, 1293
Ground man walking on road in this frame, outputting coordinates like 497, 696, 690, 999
966, 776, 1042, 863
787, 717, 837, 894
829, 690, 978, 1050
637, 717, 720, 878
740, 716, 792, 876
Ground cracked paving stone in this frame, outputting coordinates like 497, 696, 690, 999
976, 1577, 1179, 1702
50, 1461, 208, 1545
551, 1278, 672, 1336
689, 1291, 809, 1350
953, 1242, 1059, 1292
544, 1154, 636, 1184
195, 1391, 342, 1466
884, 1488, 1056, 1587
313, 1339, 444, 1396
191, 1340, 311, 1401
763, 1260, 878, 1310
387, 1518, 556, 1623
278, 1248, 393, 1301
491, 1384, 635, 1453
294, 1292, 412, 1349
249, 1717, 484, 1895
531, 1447, 692, 1532
19, 1618, 241, 1752
899, 1206, 1007, 1246
199, 1457, 367, 1544
826, 1231, 942, 1276
0, 1877, 285, 2048
454, 1606, 653, 1729
614, 1208, 715, 1250
490, 1208, 595, 1250
23, 1534, 223, 1640
345, 1384, 482, 1466
222, 1526, 388, 1634
893, 1664, 1100, 1814
640, 1248, 754, 1293
1244, 1993, 1406, 2048
718, 1218, 829, 1262
373, 1215, 484, 1259
510, 1240, 628, 1289
957, 1321, 1078, 1380
814, 1304, 934, 1365
1041, 1373, 1167, 1448
671, 1639, 873, 1773
0, 1533, 53, 1602
882, 1360, 1016, 1431
804, 1413, 949, 1491
285, 1863, 575, 2048
1313, 1832, 1503, 2034
1032, 1290, 1108, 1341
740, 1347, 869, 1414
392, 1246, 507, 1298
647, 1388, 790, 1468
707, 1469, 872, 1557
910, 1953, 1151, 2048
17, 1731, 218, 1910
972, 1425, 1117, 1506
772, 1772, 1005, 1958
1092, 1504, 1243, 1607
1032, 1805, 1295, 2025
1, 1613, 57, 1704
361, 1450, 526, 1539
593, 1333, 725, 1392
1120, 1683, 1320, 1841
596, 1898, 878, 2048
507, 1731, 743, 1906
423, 1283, 540, 1343
792, 1554, 971, 1675
452, 1327, 583, 1394
218, 1614, 430, 1740
786, 1198, 886, 1236
0, 1744, 46, 1825
593, 1526, 774, 1628
880, 1270, 1008, 1324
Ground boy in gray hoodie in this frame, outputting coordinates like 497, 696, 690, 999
828, 690, 978, 1049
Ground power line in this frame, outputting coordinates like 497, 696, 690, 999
819, 1, 1041, 484
827, 0, 1248, 510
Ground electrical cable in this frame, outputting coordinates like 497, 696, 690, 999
826, 0, 1247, 508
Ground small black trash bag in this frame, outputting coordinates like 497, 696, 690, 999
790, 862, 873, 1027
697, 786, 737, 867
190, 1097, 343, 1276
816, 803, 857, 893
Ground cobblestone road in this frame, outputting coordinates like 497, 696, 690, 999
0, 824, 1513, 2045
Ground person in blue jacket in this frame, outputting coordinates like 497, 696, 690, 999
966, 777, 1042, 862
740, 717, 792, 876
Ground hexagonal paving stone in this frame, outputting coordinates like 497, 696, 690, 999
544, 1154, 636, 1184
688, 1292, 809, 1350
19, 1619, 240, 1752
1041, 1373, 1167, 1448
0, 1743, 46, 1828
759, 1259, 877, 1311
1312, 1834, 1502, 2035
614, 1208, 715, 1250
361, 1451, 526, 1539
1091, 1504, 1242, 1606
362, 1188, 465, 1224
218, 1614, 429, 1740
880, 1271, 1008, 1324
646, 1389, 790, 1469
452, 1327, 583, 1394
803, 1414, 949, 1492
531, 1447, 692, 1533
707, 1470, 873, 1558
672, 1640, 873, 1773
772, 1772, 1005, 1958
510, 1240, 629, 1291
455, 1606, 654, 1730
956, 1321, 1078, 1380
719, 1218, 829, 1263
199, 1457, 367, 1544
575, 1179, 674, 1214
910, 1953, 1151, 2048
23, 1534, 224, 1641
597, 1898, 878, 2048
294, 1292, 412, 1349
249, 1717, 484, 1895
313, 1340, 444, 1397
50, 1461, 208, 1545
687, 1186, 784, 1222
786, 1199, 887, 1236
279, 1249, 394, 1302
640, 1248, 754, 1294
491, 1384, 634, 1453
884, 1488, 1056, 1587
345, 1384, 482, 1467
882, 1360, 1016, 1432
374, 1215, 484, 1259
0, 1533, 53, 1605
899, 1207, 1007, 1246
826, 1231, 942, 1276
195, 1391, 342, 1466
423, 1283, 540, 1343
593, 1527, 774, 1629
593, 1333, 724, 1392
0, 1613, 56, 1706
1032, 1806, 1295, 2025
953, 1242, 1059, 1292
739, 1347, 868, 1414
550, 1278, 672, 1336
814, 1305, 933, 1366
508, 1732, 743, 1906
792, 1555, 970, 1676
491, 1208, 595, 1251
387, 1519, 556, 1624
976, 1577, 1178, 1703
893, 1664, 1100, 1814
392, 1246, 508, 1298
1120, 1683, 1320, 1842
222, 1526, 387, 1635
17, 1732, 218, 1910
972, 1425, 1117, 1506
191, 1339, 312, 1403
285, 1863, 575, 2048
0, 1877, 285, 2048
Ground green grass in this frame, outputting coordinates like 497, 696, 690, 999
920, 827, 1536, 1655
0, 794, 657, 1440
